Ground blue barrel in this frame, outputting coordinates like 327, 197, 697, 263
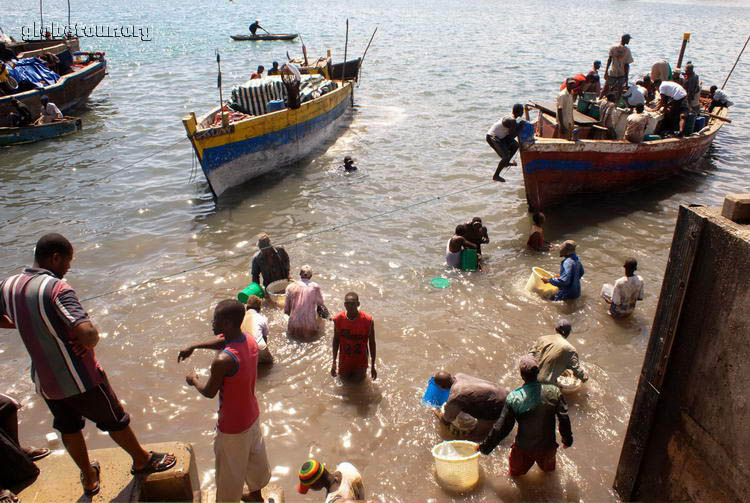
694, 116, 707, 131
684, 113, 696, 135
518, 121, 535, 143
267, 100, 285, 112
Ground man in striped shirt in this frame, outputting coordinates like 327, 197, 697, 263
1, 234, 175, 496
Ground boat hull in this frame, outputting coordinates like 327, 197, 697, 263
230, 33, 298, 41
184, 82, 353, 197
520, 120, 724, 211
0, 117, 82, 146
0, 59, 106, 127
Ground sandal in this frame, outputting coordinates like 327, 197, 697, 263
80, 461, 100, 497
0, 490, 19, 503
23, 446, 51, 461
130, 451, 176, 475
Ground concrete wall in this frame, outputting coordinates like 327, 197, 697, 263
614, 203, 750, 502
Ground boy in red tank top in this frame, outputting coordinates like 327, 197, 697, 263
331, 292, 377, 382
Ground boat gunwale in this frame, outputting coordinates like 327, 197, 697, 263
0, 59, 106, 105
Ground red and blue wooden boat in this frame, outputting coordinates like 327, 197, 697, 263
519, 97, 729, 211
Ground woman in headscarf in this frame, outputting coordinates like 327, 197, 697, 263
284, 265, 328, 340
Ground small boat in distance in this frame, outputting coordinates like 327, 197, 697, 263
230, 33, 299, 41
0, 116, 82, 146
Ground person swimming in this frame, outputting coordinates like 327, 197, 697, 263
342, 156, 357, 172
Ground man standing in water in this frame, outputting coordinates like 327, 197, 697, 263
486, 103, 524, 182
296, 459, 364, 501
542, 240, 584, 300
478, 356, 572, 476
0, 234, 175, 497
529, 319, 588, 385
184, 300, 271, 503
250, 233, 291, 288
331, 293, 377, 382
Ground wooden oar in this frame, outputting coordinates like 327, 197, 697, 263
707, 113, 731, 123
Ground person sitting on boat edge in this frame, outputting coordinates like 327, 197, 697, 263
446, 224, 477, 269
624, 104, 648, 143
486, 103, 524, 182
708, 86, 733, 112
527, 212, 550, 252
250, 65, 264, 80
267, 61, 280, 76
342, 156, 357, 172
601, 257, 644, 317
9, 98, 33, 127
541, 240, 584, 301
249, 19, 264, 35
655, 79, 687, 136
39, 95, 62, 124
557, 79, 575, 140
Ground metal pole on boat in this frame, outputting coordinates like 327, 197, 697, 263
67, 0, 71, 36
357, 26, 378, 82
216, 50, 227, 127
39, 0, 43, 37
342, 19, 351, 105
722, 33, 750, 89
675, 32, 690, 71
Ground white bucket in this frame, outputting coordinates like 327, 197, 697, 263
266, 279, 292, 308
557, 369, 584, 394
525, 267, 559, 298
432, 440, 480, 490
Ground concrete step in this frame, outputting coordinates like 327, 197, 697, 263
16, 441, 199, 502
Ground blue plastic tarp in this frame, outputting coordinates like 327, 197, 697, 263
8, 57, 59, 88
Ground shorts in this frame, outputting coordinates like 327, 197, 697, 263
508, 443, 558, 476
43, 374, 130, 434
338, 355, 368, 376
486, 134, 518, 160
214, 420, 271, 502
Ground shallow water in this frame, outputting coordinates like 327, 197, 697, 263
2, 0, 749, 501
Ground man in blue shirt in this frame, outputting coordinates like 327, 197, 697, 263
542, 240, 584, 300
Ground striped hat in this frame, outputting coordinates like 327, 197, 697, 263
297, 459, 325, 494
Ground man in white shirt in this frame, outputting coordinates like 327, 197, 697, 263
656, 80, 687, 135
601, 258, 645, 317
486, 103, 524, 181
623, 84, 645, 108
40, 95, 62, 123
297, 459, 364, 503
240, 295, 273, 364
557, 79, 575, 140
602, 34, 634, 100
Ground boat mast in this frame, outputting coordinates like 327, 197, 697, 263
39, 0, 43, 36
675, 32, 690, 70
216, 50, 227, 127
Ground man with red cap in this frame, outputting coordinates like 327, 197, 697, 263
297, 459, 364, 501
477, 356, 573, 476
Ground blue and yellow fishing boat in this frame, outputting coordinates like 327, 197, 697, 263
182, 71, 354, 197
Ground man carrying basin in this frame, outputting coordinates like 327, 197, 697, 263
250, 233, 291, 288
477, 356, 573, 476
529, 319, 588, 385
541, 240, 584, 300
431, 372, 507, 440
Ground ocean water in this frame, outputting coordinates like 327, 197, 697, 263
2, 0, 749, 500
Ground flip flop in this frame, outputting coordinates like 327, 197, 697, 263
130, 451, 176, 475
24, 446, 51, 461
0, 490, 19, 503
80, 461, 100, 497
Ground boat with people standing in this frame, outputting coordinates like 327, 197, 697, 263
182, 53, 357, 198
515, 33, 732, 211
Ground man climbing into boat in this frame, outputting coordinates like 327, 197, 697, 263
486, 103, 524, 182
601, 34, 633, 101
8, 98, 33, 127
249, 20, 265, 35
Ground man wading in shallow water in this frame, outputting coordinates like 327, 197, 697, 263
331, 292, 377, 382
0, 234, 175, 497
182, 299, 271, 503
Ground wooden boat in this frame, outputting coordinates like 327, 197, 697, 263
230, 33, 298, 41
518, 93, 728, 211
289, 55, 362, 81
329, 58, 361, 81
182, 76, 354, 197
0, 52, 106, 127
6, 36, 80, 58
0, 116, 82, 146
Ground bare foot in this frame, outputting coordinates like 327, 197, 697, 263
492, 175, 506, 182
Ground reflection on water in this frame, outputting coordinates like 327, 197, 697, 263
2, 0, 749, 501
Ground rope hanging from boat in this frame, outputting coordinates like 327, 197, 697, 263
79, 178, 498, 303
